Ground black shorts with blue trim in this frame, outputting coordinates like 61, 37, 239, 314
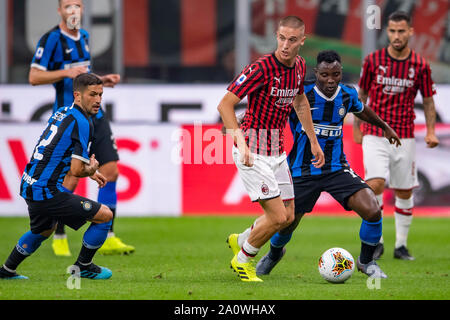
90, 113, 119, 166
293, 168, 370, 214
25, 192, 101, 234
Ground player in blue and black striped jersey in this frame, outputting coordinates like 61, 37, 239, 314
28, 0, 134, 256
254, 50, 402, 279
0, 74, 114, 280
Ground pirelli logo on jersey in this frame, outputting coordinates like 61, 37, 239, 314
64, 60, 91, 70
303, 124, 342, 137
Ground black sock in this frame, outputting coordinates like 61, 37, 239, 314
109, 207, 116, 233
268, 244, 284, 261
4, 246, 29, 271
360, 242, 376, 264
55, 222, 66, 235
76, 244, 99, 266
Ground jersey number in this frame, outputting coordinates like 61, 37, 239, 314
33, 124, 58, 160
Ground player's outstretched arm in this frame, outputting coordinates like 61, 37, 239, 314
354, 105, 401, 147
353, 89, 369, 144
99, 74, 121, 88
423, 96, 439, 148
29, 66, 88, 86
293, 93, 324, 168
217, 92, 253, 167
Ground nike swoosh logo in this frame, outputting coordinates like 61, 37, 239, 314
310, 107, 319, 110
65, 48, 74, 54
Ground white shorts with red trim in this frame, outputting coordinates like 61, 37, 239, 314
232, 145, 294, 202
362, 135, 418, 190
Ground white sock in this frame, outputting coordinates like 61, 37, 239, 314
376, 194, 384, 244
107, 232, 115, 238
237, 220, 256, 247
394, 196, 414, 249
53, 234, 67, 240
237, 240, 259, 263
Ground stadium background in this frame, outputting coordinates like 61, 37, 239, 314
0, 0, 449, 217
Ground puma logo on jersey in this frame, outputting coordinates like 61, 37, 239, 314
378, 65, 388, 74
274, 76, 281, 84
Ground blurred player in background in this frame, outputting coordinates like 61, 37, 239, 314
353, 11, 439, 260
28, 0, 134, 256
0, 74, 113, 280
218, 16, 324, 282
254, 50, 401, 279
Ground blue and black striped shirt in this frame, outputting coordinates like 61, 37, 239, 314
20, 104, 93, 201
31, 26, 91, 113
288, 82, 364, 177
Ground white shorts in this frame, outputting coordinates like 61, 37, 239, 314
232, 145, 294, 202
362, 135, 418, 190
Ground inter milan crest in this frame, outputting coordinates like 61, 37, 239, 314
81, 200, 92, 212
338, 106, 346, 118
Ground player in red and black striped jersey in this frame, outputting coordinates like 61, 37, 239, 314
218, 16, 324, 282
353, 11, 440, 261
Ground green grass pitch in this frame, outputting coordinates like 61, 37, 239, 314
0, 216, 449, 300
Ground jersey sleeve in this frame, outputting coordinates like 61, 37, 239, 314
297, 58, 307, 95
71, 118, 91, 164
348, 86, 364, 113
358, 55, 374, 92
30, 32, 59, 71
227, 62, 265, 99
419, 62, 436, 98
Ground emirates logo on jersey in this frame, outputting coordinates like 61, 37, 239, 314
377, 75, 415, 95
270, 87, 300, 107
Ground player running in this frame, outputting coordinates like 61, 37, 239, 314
229, 50, 401, 279
353, 11, 439, 260
218, 16, 324, 282
29, 0, 134, 256
0, 74, 113, 280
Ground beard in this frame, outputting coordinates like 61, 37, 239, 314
66, 14, 81, 30
390, 40, 408, 52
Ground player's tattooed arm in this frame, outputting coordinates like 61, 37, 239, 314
293, 93, 325, 168
218, 92, 253, 166
353, 89, 369, 144
354, 105, 401, 147
423, 96, 439, 148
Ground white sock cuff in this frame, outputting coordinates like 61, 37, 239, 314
3, 264, 15, 273
242, 240, 259, 255
395, 196, 414, 209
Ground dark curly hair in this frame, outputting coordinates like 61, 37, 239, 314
316, 50, 341, 65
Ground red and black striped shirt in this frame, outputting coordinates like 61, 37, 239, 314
358, 48, 436, 138
227, 53, 306, 155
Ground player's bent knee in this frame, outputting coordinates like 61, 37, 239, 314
92, 205, 113, 224
366, 208, 382, 223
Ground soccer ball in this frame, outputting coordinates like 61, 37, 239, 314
318, 247, 355, 283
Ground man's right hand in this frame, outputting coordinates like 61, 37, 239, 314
239, 145, 254, 167
66, 66, 88, 79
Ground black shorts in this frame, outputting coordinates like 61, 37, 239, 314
25, 192, 102, 234
90, 113, 119, 166
293, 168, 370, 214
